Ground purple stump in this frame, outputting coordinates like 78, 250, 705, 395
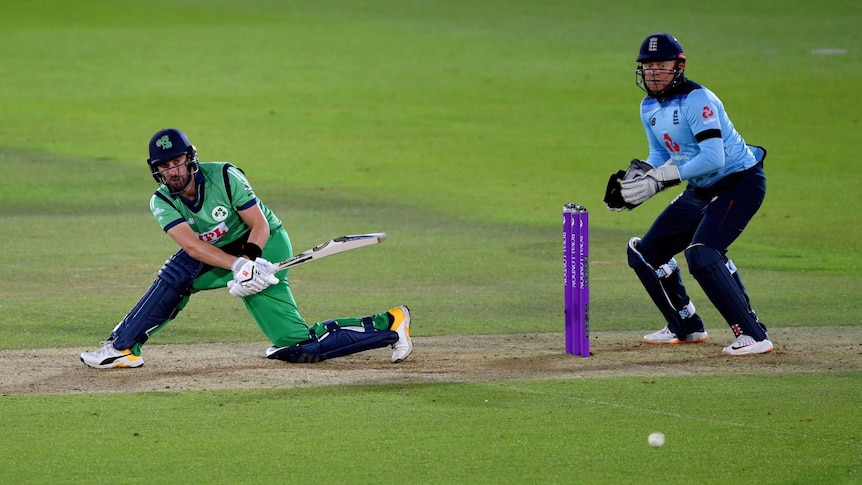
563, 204, 590, 357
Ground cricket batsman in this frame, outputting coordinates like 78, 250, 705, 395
81, 128, 413, 368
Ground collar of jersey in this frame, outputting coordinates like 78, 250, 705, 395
175, 171, 206, 213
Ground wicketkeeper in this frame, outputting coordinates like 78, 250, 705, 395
604, 33, 772, 356
81, 128, 413, 368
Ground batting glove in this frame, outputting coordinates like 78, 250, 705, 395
228, 258, 279, 297
252, 258, 278, 280
620, 163, 681, 206
227, 279, 256, 298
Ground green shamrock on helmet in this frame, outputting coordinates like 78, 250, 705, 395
155, 135, 173, 150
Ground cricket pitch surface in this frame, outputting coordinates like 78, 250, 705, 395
1, 326, 859, 395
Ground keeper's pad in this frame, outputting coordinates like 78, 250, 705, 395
627, 238, 704, 339
111, 249, 203, 350
685, 244, 768, 341
267, 320, 398, 363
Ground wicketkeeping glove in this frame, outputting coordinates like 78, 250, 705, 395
228, 258, 279, 297
620, 163, 682, 207
604, 159, 655, 211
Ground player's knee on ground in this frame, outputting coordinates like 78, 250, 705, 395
267, 320, 398, 363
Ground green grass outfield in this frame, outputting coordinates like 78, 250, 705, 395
1, 0, 860, 483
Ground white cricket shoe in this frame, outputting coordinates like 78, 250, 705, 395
81, 341, 144, 368
389, 305, 413, 363
643, 326, 708, 345
722, 335, 773, 356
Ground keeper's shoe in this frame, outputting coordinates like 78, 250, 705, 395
722, 335, 773, 356
389, 305, 413, 363
80, 341, 144, 369
643, 326, 708, 345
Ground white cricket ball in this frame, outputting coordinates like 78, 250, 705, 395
648, 432, 665, 447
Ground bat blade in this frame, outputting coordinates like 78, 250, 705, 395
275, 232, 387, 271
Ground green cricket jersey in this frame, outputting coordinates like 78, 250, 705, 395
149, 162, 281, 248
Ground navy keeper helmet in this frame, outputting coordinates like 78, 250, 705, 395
146, 128, 199, 192
635, 33, 687, 97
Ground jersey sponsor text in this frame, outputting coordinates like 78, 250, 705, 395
197, 222, 229, 244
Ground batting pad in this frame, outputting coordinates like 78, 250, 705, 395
267, 321, 398, 363
111, 249, 203, 350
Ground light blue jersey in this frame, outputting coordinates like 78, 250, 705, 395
640, 80, 757, 188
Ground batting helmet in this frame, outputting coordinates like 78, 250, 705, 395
146, 128, 199, 191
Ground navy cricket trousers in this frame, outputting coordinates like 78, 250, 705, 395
637, 162, 766, 266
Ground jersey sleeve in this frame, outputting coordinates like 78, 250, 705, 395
684, 88, 723, 137
149, 193, 185, 232
225, 166, 259, 211
678, 89, 726, 179
678, 137, 724, 180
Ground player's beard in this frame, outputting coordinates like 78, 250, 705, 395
168, 173, 192, 194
